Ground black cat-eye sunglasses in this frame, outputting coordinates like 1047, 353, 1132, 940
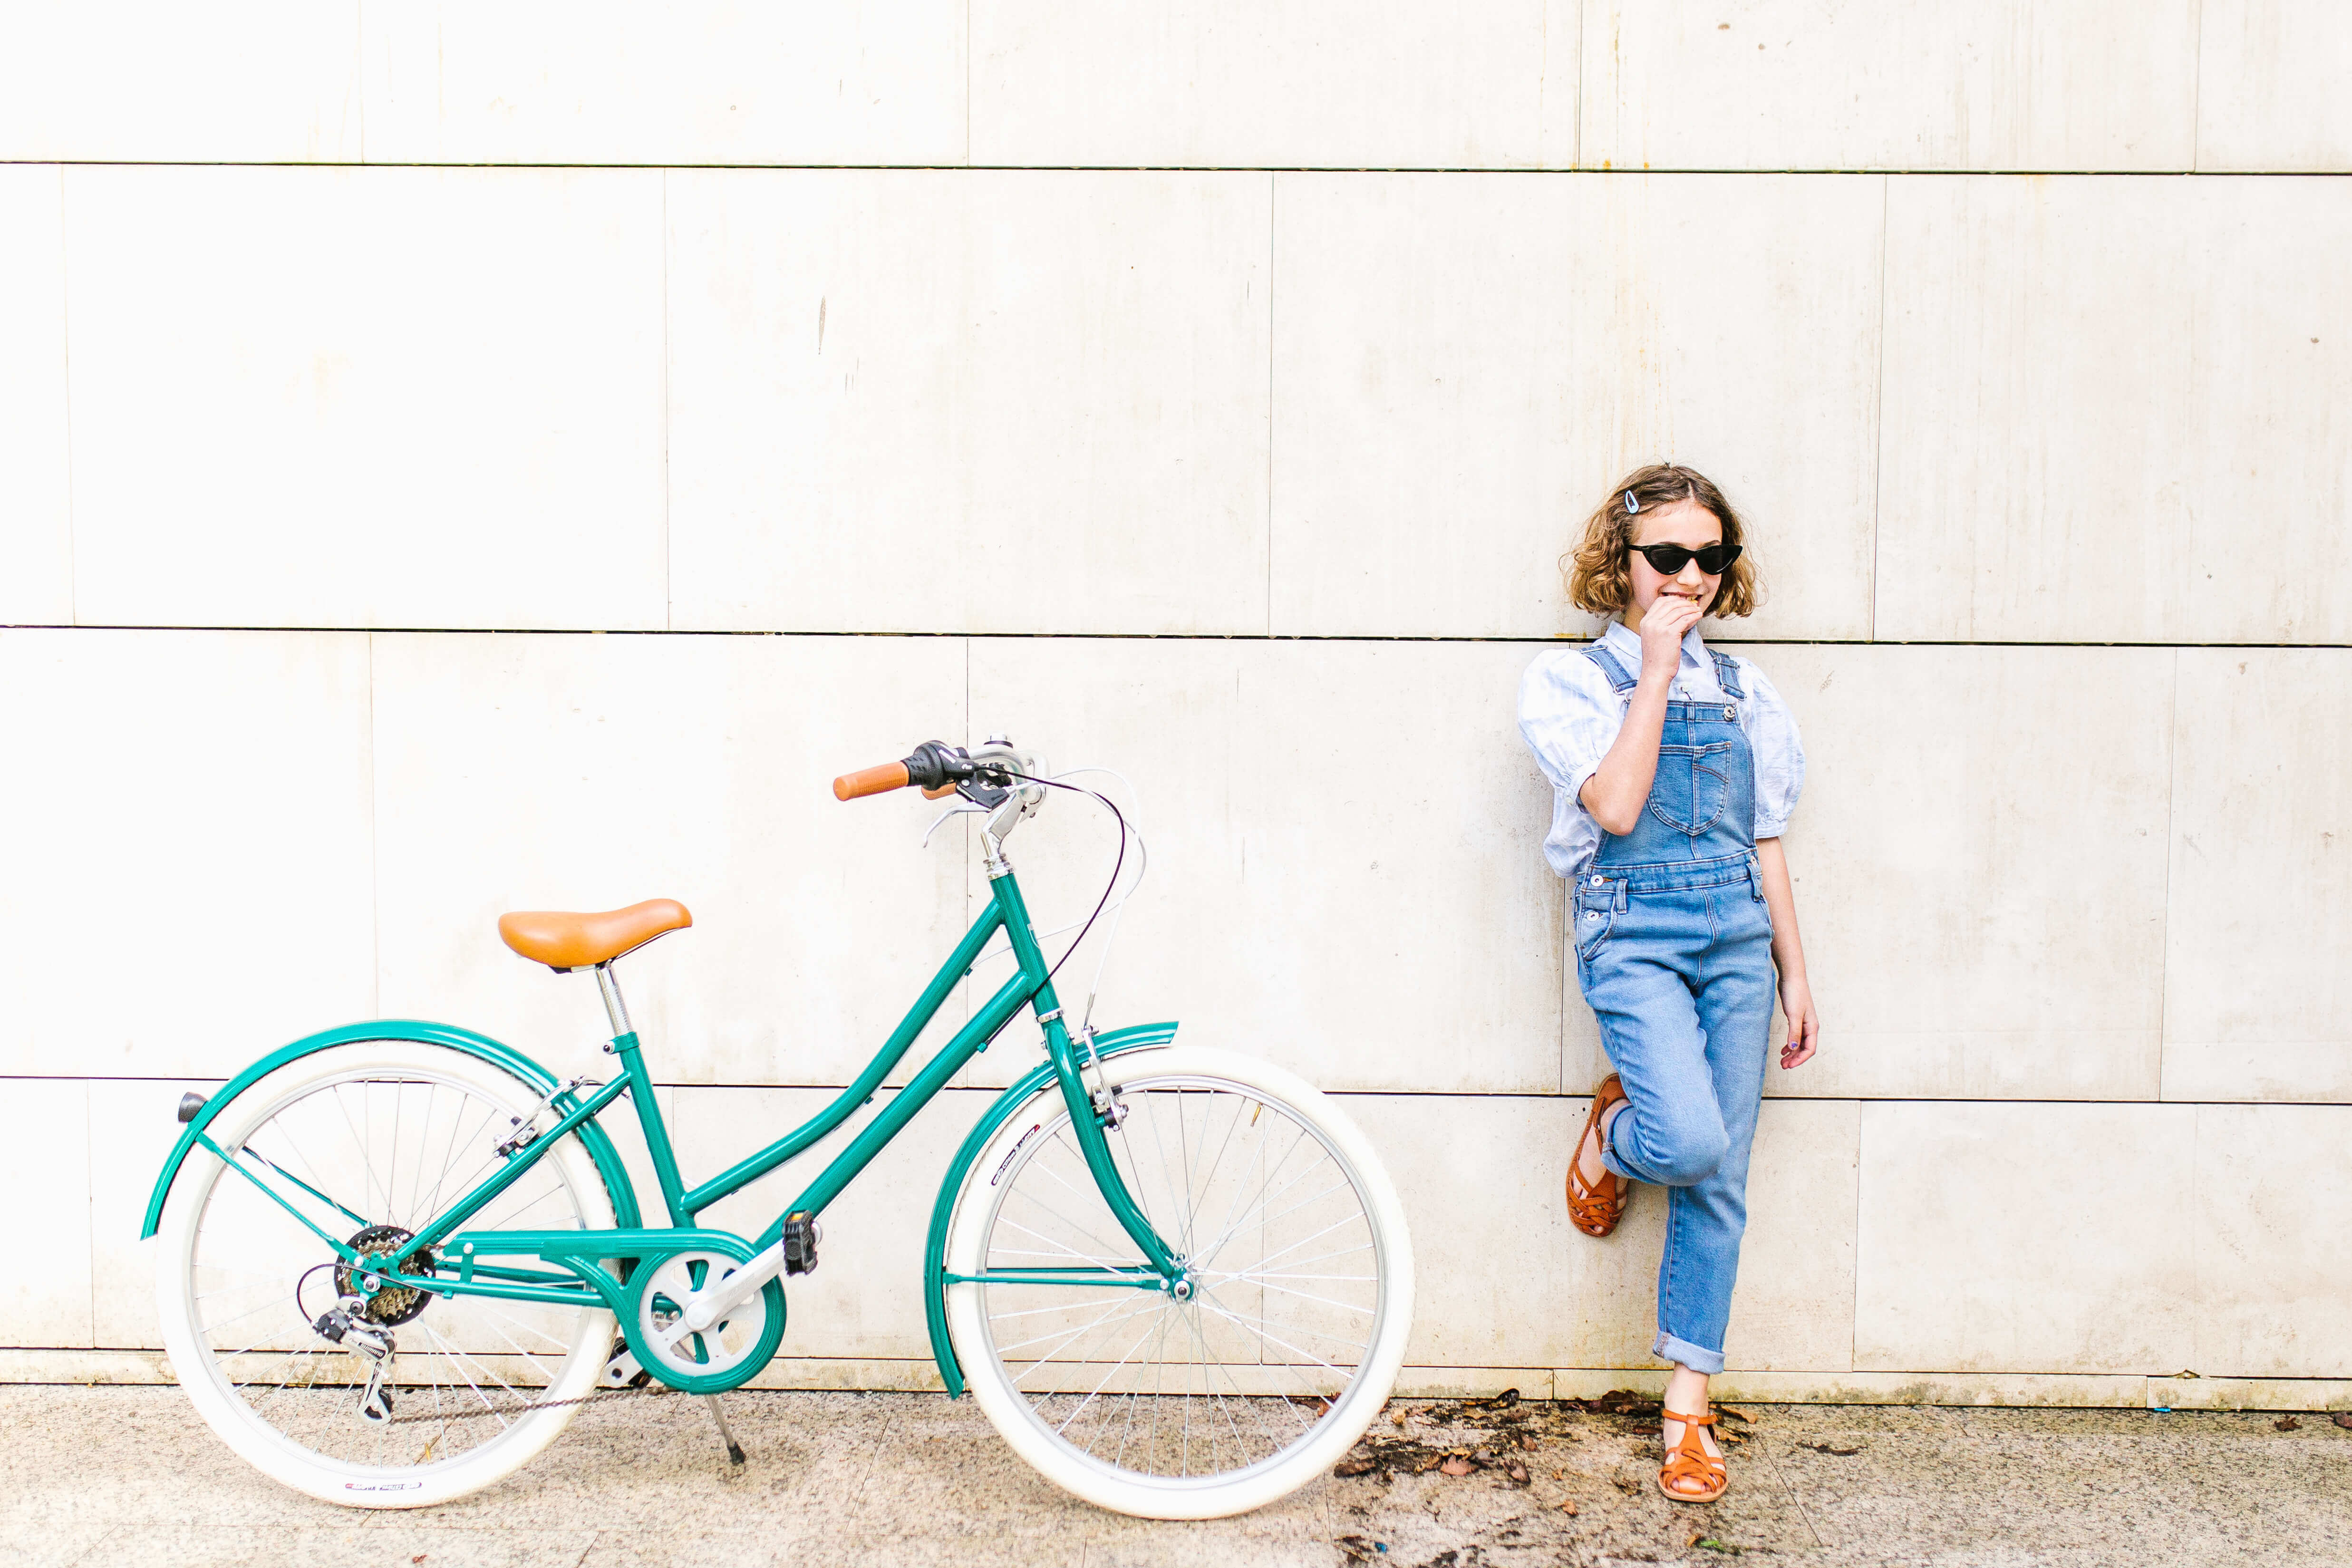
1631, 541, 1742, 575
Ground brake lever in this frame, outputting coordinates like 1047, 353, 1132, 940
921, 797, 988, 849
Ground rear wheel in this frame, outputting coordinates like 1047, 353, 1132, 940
945, 1045, 1414, 1519
156, 1041, 619, 1508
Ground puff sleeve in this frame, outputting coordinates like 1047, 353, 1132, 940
1732, 658, 1806, 838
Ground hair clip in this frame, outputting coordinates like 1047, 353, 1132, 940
1624, 490, 1641, 513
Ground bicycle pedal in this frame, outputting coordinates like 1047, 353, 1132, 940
783, 1211, 822, 1276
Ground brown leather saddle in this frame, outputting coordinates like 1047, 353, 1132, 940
497, 899, 691, 972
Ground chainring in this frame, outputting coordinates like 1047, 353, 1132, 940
623, 1248, 786, 1396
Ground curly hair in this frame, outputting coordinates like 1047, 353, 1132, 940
1561, 463, 1760, 620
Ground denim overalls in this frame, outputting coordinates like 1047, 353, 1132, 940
1577, 640, 1778, 1376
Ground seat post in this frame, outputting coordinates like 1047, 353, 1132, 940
593, 962, 633, 1039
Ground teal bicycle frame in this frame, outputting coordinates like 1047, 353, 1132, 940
141, 860, 1181, 1398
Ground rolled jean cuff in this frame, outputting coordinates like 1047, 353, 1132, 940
1654, 1332, 1725, 1376
1598, 1114, 1639, 1185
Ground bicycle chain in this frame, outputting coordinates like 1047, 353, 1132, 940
382, 1376, 679, 1425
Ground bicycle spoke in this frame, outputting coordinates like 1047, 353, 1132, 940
1201, 1188, 1362, 1275
174, 1055, 606, 1481
1190, 1119, 1311, 1270
969, 1068, 1392, 1491
1051, 1311, 1177, 1437
1191, 1291, 1368, 1369
999, 1293, 1165, 1369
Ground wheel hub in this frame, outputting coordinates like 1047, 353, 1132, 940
336, 1224, 437, 1326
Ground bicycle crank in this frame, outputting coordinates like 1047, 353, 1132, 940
622, 1249, 786, 1396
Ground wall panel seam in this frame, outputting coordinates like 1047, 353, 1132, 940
660, 169, 673, 632
2158, 648, 2181, 1100
2189, 0, 2206, 174
1868, 173, 1887, 643
56, 164, 77, 626
21, 163, 2352, 176
25, 1075, 2349, 1108
364, 631, 380, 1020
1848, 1101, 1862, 1371
80, 1081, 96, 1347
11, 628, 2348, 652
1572, 0, 1585, 172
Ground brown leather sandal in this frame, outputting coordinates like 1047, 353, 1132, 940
1657, 1408, 1727, 1503
1566, 1074, 1631, 1237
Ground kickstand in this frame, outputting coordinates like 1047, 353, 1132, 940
703, 1394, 747, 1468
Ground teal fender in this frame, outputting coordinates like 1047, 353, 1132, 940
139, 1020, 644, 1239
923, 1021, 1178, 1397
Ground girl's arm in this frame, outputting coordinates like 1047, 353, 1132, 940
1755, 836, 1819, 1069
1578, 597, 1701, 833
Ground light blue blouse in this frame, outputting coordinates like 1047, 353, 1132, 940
1518, 621, 1806, 880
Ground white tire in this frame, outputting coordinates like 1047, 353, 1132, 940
156, 1041, 618, 1508
945, 1045, 1414, 1519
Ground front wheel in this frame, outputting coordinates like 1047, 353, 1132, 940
945, 1045, 1415, 1519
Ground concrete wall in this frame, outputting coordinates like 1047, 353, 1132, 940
3, 4, 2347, 1408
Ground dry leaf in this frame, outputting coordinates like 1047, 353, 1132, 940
1439, 1456, 1474, 1476
2332, 1413, 2352, 1431
1335, 1454, 1375, 1477
2275, 1416, 2302, 1432
1558, 1500, 1579, 1515
1503, 1462, 1530, 1486
1517, 1432, 1539, 1451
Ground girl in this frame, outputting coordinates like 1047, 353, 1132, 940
1517, 464, 1820, 1505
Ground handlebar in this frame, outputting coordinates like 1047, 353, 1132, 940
833, 739, 991, 803
832, 761, 911, 800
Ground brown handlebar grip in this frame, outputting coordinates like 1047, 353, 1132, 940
833, 761, 911, 801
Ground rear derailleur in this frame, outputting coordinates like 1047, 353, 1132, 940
312, 1297, 397, 1423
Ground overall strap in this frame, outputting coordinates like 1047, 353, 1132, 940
1583, 640, 1640, 694
1708, 649, 1746, 701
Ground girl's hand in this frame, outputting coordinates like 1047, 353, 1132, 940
1637, 592, 1703, 683
1777, 973, 1819, 1069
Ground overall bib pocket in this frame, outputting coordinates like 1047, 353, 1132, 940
1646, 742, 1738, 835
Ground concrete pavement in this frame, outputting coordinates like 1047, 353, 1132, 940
3, 1385, 2347, 1567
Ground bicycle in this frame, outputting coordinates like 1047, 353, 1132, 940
143, 736, 1415, 1519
